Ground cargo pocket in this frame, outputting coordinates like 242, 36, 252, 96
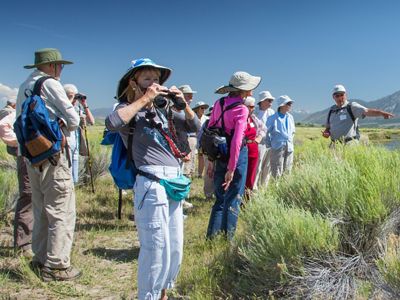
52, 158, 72, 194
137, 221, 165, 250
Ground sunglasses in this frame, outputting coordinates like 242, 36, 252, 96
334, 93, 345, 98
286, 102, 293, 106
248, 105, 255, 108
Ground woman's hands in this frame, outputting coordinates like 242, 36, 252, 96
222, 170, 234, 191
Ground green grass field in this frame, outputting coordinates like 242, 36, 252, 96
1, 126, 400, 299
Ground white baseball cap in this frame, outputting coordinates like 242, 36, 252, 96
215, 71, 261, 94
277, 95, 294, 107
332, 84, 346, 95
258, 91, 275, 104
179, 84, 197, 94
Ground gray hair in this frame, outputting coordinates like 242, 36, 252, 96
63, 83, 78, 94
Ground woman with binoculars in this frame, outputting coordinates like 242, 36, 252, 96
106, 58, 199, 300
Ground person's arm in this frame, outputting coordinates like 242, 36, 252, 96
79, 98, 95, 125
43, 79, 80, 131
254, 115, 267, 143
116, 83, 166, 125
0, 113, 17, 147
364, 108, 394, 119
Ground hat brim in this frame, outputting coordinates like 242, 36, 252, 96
116, 65, 171, 100
257, 96, 275, 104
215, 76, 261, 94
24, 60, 73, 69
278, 100, 295, 107
193, 104, 209, 110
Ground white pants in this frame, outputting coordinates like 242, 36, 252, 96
134, 165, 184, 300
270, 145, 294, 178
254, 144, 272, 189
183, 136, 198, 177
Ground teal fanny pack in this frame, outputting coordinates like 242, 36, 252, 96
138, 170, 191, 201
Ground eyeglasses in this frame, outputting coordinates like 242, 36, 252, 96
334, 93, 345, 98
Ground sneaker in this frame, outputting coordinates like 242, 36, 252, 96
182, 201, 194, 209
41, 266, 82, 282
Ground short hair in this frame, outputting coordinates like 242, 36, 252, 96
63, 83, 78, 94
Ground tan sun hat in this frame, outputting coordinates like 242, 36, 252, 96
179, 85, 197, 94
215, 71, 261, 94
24, 48, 73, 69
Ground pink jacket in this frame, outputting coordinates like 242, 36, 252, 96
208, 96, 249, 171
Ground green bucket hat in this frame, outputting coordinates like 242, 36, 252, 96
24, 48, 73, 69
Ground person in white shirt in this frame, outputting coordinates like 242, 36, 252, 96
254, 91, 275, 188
16, 48, 80, 282
192, 101, 209, 178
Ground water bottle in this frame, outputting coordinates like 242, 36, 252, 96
214, 136, 228, 156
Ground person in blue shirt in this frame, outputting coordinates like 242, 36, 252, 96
266, 95, 295, 178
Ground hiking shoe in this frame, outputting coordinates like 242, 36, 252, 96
29, 260, 44, 272
182, 201, 194, 209
16, 248, 34, 259
41, 266, 82, 282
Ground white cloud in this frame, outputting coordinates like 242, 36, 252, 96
0, 83, 18, 106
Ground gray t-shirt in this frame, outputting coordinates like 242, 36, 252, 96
326, 101, 367, 141
171, 109, 200, 152
105, 103, 199, 168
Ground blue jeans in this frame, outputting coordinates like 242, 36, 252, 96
207, 146, 248, 240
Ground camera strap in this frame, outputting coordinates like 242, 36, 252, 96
149, 109, 188, 159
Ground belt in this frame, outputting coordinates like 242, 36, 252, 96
187, 133, 197, 138
246, 139, 257, 144
331, 136, 358, 144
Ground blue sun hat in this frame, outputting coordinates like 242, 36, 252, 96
116, 58, 172, 101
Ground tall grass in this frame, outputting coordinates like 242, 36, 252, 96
205, 140, 400, 298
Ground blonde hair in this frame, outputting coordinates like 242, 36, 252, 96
120, 67, 161, 103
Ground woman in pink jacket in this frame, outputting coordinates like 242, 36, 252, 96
206, 71, 261, 239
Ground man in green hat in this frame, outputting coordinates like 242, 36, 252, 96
16, 48, 81, 282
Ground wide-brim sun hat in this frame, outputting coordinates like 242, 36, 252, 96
258, 90, 275, 104
192, 101, 209, 110
116, 58, 172, 100
215, 71, 261, 94
277, 95, 294, 107
179, 85, 197, 94
24, 48, 73, 69
332, 84, 346, 95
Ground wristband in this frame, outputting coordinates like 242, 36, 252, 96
83, 106, 89, 109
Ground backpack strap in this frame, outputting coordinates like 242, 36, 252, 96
327, 102, 356, 127
32, 76, 53, 96
346, 102, 356, 123
126, 116, 137, 169
211, 97, 243, 134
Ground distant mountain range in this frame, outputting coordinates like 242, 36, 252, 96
302, 90, 400, 127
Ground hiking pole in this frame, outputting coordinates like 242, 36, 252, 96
118, 188, 122, 220
83, 124, 95, 194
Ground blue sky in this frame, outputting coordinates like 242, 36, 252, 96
1, 0, 400, 112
